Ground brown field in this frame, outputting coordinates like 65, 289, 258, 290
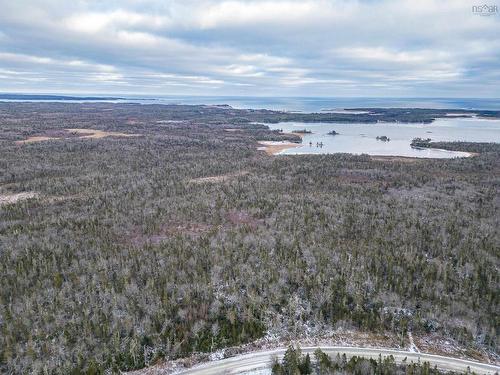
188, 170, 248, 184
15, 128, 141, 144
16, 136, 56, 144
66, 128, 141, 139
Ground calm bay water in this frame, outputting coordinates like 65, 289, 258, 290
266, 117, 500, 158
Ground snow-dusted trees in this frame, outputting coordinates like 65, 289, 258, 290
0, 103, 498, 374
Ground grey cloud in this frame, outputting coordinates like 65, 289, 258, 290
0, 0, 498, 96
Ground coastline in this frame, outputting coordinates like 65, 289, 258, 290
257, 144, 476, 159
257, 141, 301, 155
256, 131, 305, 155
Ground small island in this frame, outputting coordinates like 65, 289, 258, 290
410, 137, 432, 148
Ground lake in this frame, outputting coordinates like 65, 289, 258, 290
265, 117, 500, 158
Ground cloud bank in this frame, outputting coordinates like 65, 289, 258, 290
0, 0, 498, 97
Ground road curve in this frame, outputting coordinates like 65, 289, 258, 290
177, 347, 500, 375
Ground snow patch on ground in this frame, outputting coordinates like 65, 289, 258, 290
209, 349, 225, 361
0, 192, 38, 206
408, 331, 420, 353
238, 369, 272, 375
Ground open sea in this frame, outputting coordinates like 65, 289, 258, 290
144, 96, 500, 112
1, 95, 500, 112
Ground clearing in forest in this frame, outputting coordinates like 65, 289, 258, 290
188, 170, 248, 184
15, 128, 141, 144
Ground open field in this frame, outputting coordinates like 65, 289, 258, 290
0, 103, 499, 374
15, 128, 141, 144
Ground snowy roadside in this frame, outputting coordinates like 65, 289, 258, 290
126, 328, 498, 375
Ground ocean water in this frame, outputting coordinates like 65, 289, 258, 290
265, 117, 500, 158
133, 96, 500, 112
2, 95, 500, 112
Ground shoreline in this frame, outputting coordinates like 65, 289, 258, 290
257, 132, 305, 155
257, 142, 477, 159
257, 141, 301, 155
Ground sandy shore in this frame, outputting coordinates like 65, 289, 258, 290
257, 141, 301, 155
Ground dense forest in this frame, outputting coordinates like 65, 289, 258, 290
238, 107, 500, 124
410, 138, 500, 153
271, 346, 467, 375
0, 103, 498, 374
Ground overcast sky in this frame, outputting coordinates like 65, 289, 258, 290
0, 0, 499, 97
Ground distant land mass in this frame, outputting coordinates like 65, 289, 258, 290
0, 93, 126, 101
